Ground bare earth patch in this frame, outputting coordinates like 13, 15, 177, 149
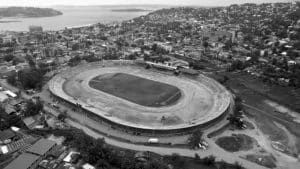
243, 154, 277, 168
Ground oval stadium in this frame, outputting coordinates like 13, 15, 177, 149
49, 60, 231, 133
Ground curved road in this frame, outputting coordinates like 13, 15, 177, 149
0, 79, 267, 169
66, 118, 267, 169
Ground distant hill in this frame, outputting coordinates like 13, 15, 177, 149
111, 8, 151, 12
0, 7, 62, 18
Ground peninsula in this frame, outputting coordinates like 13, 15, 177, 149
0, 7, 62, 18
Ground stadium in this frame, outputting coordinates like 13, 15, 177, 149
49, 60, 231, 134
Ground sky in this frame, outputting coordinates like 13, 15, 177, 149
0, 0, 296, 7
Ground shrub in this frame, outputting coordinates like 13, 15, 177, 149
233, 162, 243, 169
202, 155, 216, 166
170, 153, 185, 168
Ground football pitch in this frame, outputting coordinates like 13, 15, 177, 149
89, 73, 182, 107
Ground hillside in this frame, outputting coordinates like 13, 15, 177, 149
0, 7, 62, 18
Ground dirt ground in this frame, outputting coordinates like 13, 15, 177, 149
208, 71, 300, 169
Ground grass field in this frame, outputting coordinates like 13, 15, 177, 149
89, 73, 181, 107
216, 134, 256, 152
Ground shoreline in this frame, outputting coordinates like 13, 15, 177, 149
0, 11, 148, 32
0, 20, 21, 23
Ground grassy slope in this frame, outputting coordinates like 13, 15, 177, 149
210, 71, 300, 156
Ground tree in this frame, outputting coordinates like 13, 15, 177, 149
0, 106, 10, 130
18, 69, 44, 89
7, 68, 44, 90
127, 53, 138, 60
25, 55, 36, 68
188, 130, 203, 149
68, 56, 82, 66
170, 153, 185, 168
288, 2, 300, 22
4, 54, 14, 62
95, 159, 110, 169
121, 156, 135, 169
227, 110, 244, 129
233, 162, 243, 169
189, 61, 204, 70
203, 41, 209, 52
23, 99, 44, 117
7, 114, 26, 129
194, 153, 201, 162
12, 56, 23, 65
85, 54, 101, 63
218, 160, 229, 169
151, 43, 158, 52
6, 71, 17, 86
202, 155, 216, 166
229, 60, 246, 71
72, 43, 80, 51
58, 113, 67, 122
144, 159, 169, 169
224, 40, 233, 50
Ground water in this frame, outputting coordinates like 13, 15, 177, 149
0, 6, 152, 32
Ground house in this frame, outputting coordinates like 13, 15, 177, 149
22, 116, 36, 128
0, 92, 9, 102
63, 151, 80, 163
4, 102, 18, 115
134, 151, 150, 162
4, 153, 41, 169
26, 138, 57, 157
3, 90, 17, 98
295, 57, 300, 65
0, 129, 16, 144
82, 163, 95, 169
39, 159, 60, 169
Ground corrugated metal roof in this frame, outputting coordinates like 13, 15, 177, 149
4, 153, 40, 169
27, 138, 56, 156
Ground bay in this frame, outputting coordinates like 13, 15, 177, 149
0, 6, 153, 32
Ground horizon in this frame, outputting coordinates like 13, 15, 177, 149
0, 0, 297, 7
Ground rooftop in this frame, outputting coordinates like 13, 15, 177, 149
4, 153, 40, 169
27, 138, 56, 156
0, 92, 8, 102
0, 129, 15, 141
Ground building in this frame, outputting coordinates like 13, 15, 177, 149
0, 92, 9, 102
3, 90, 17, 98
4, 153, 41, 169
2, 35, 13, 43
26, 138, 57, 157
0, 129, 16, 144
82, 163, 95, 169
29, 26, 43, 33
